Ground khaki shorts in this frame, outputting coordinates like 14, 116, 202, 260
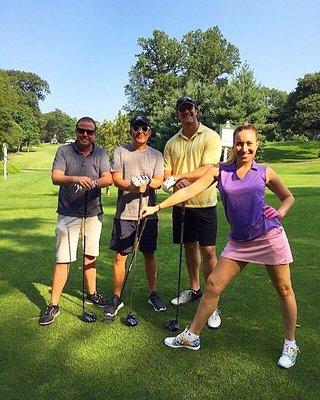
55, 214, 103, 263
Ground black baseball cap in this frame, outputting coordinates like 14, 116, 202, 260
130, 115, 150, 127
176, 96, 198, 111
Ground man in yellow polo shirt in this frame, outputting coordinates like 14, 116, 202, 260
163, 96, 222, 328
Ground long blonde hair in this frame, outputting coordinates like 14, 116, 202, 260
226, 123, 259, 164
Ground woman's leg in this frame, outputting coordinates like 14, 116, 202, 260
189, 257, 247, 335
265, 264, 297, 341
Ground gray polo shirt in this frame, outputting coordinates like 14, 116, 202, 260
52, 142, 110, 217
111, 143, 164, 220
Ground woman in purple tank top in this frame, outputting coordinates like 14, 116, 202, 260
142, 123, 299, 368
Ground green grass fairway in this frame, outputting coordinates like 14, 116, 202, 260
0, 144, 319, 400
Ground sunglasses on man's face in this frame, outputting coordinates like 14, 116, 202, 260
76, 128, 96, 136
131, 125, 149, 133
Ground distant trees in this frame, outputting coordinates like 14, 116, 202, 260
97, 112, 130, 156
1, 30, 319, 156
280, 72, 320, 140
0, 69, 50, 149
42, 109, 77, 143
0, 69, 78, 151
125, 28, 319, 146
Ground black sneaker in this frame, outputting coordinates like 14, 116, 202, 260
39, 304, 60, 325
104, 294, 124, 317
85, 291, 106, 307
148, 291, 166, 312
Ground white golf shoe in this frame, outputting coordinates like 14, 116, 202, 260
207, 308, 221, 329
278, 341, 300, 368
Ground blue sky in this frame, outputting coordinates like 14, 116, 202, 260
1, 0, 319, 122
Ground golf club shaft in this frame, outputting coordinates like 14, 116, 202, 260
175, 202, 185, 321
119, 194, 143, 301
82, 191, 88, 315
128, 217, 147, 311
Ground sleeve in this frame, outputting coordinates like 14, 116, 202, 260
201, 132, 222, 165
154, 151, 164, 177
163, 141, 172, 172
52, 146, 66, 172
99, 149, 111, 174
111, 147, 122, 173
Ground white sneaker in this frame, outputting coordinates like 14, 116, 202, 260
207, 308, 221, 328
278, 342, 300, 368
164, 328, 200, 350
171, 289, 202, 306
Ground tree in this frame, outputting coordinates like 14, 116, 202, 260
4, 69, 50, 146
280, 72, 320, 139
125, 27, 241, 150
0, 70, 23, 149
182, 27, 240, 84
42, 109, 77, 143
97, 113, 130, 156
214, 65, 268, 128
261, 87, 288, 141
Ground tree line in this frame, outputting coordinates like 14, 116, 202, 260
1, 27, 319, 155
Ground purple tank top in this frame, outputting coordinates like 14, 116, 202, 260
217, 161, 281, 241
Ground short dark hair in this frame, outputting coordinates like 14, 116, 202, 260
76, 117, 97, 131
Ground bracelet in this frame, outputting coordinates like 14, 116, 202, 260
157, 203, 162, 212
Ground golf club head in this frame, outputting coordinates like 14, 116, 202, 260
102, 314, 115, 324
82, 310, 97, 323
165, 318, 179, 332
125, 312, 139, 327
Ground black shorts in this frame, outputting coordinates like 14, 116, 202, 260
172, 206, 217, 246
109, 218, 158, 254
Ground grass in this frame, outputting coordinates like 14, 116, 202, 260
0, 143, 319, 400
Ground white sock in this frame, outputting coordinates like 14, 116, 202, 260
284, 339, 296, 347
184, 328, 199, 340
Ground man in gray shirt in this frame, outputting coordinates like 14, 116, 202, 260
39, 116, 112, 325
105, 116, 166, 318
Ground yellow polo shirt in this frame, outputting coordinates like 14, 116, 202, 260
164, 123, 222, 208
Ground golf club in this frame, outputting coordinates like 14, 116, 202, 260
81, 190, 97, 323
165, 202, 185, 331
123, 216, 147, 327
102, 193, 146, 324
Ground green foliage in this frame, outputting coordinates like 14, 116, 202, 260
42, 109, 77, 143
0, 69, 50, 149
280, 71, 320, 139
215, 65, 268, 127
97, 112, 131, 156
125, 28, 270, 150
182, 27, 240, 84
0, 160, 21, 175
0, 70, 24, 148
261, 87, 288, 141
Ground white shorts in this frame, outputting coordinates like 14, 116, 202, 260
55, 214, 103, 263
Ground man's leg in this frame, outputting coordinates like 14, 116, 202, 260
144, 252, 166, 311
143, 252, 157, 293
84, 255, 97, 295
199, 245, 217, 281
184, 242, 201, 291
113, 252, 128, 296
50, 263, 70, 305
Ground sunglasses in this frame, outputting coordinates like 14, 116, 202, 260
131, 125, 149, 133
76, 128, 96, 136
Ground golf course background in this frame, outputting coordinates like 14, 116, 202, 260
0, 143, 319, 400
